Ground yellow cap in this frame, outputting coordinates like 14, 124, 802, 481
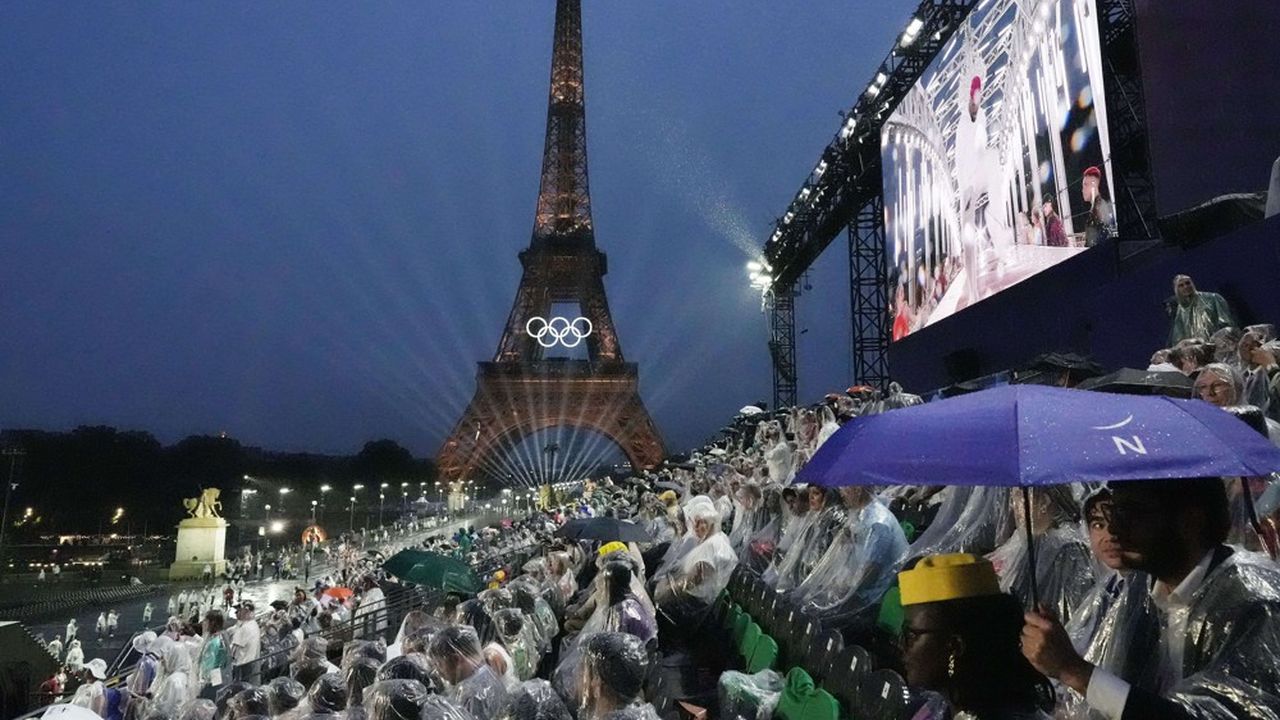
598, 541, 627, 557
658, 491, 678, 503
898, 553, 1001, 606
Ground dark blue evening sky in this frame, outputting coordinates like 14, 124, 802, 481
1, 2, 908, 457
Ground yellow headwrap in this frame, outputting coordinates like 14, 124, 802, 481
658, 491, 678, 504
598, 541, 628, 557
898, 553, 1002, 606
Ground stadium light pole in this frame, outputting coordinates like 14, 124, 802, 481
0, 448, 24, 571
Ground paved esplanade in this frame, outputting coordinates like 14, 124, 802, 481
28, 515, 484, 666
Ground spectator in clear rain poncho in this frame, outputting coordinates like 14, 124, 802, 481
344, 656, 380, 718
1238, 331, 1278, 418
907, 484, 1017, 562
387, 609, 434, 660
987, 486, 1095, 624
1169, 275, 1237, 345
1022, 477, 1280, 719
814, 405, 842, 452
123, 631, 160, 720
265, 676, 306, 718
305, 672, 350, 716
507, 679, 573, 720
1194, 363, 1280, 444
149, 637, 194, 718
577, 632, 659, 720
428, 624, 510, 720
596, 560, 657, 647
789, 486, 908, 630
653, 496, 737, 630
65, 639, 85, 672
509, 582, 559, 658
650, 496, 712, 588
546, 551, 579, 607
760, 422, 795, 486
743, 485, 785, 570
765, 486, 847, 592
726, 482, 763, 555
493, 608, 539, 682
1057, 488, 1164, 720
362, 679, 467, 720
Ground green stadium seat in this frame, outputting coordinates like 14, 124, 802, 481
740, 621, 763, 664
746, 633, 778, 673
776, 667, 840, 720
876, 585, 904, 636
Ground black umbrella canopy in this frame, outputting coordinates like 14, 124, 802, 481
1076, 368, 1194, 398
555, 517, 652, 544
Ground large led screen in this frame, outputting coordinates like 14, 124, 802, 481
882, 0, 1114, 340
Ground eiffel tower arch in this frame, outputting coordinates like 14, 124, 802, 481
437, 0, 665, 484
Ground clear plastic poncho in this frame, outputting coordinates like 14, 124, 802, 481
770, 498, 846, 593
306, 673, 348, 715
419, 695, 474, 720
430, 627, 510, 720
651, 496, 715, 583
1126, 549, 1280, 718
266, 677, 307, 717
150, 640, 193, 718
907, 485, 1016, 559
502, 679, 571, 720
666, 504, 738, 604
790, 497, 909, 622
577, 633, 657, 720
1058, 570, 1165, 719
492, 609, 538, 682
363, 680, 430, 720
178, 699, 216, 720
987, 524, 1095, 623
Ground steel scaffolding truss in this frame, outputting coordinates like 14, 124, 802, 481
767, 285, 798, 409
849, 198, 890, 388
1098, 0, 1159, 244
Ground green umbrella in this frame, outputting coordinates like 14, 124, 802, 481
382, 548, 433, 579
385, 550, 481, 595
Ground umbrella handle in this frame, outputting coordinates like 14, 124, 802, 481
1021, 486, 1040, 610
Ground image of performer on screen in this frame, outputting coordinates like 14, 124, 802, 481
955, 74, 990, 305
1081, 165, 1115, 246
1042, 200, 1067, 247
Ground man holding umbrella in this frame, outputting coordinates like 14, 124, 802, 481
1022, 476, 1280, 718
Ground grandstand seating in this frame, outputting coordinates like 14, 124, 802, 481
710, 565, 911, 720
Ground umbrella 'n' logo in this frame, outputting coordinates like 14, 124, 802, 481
1091, 415, 1146, 455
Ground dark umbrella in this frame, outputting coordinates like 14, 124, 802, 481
1076, 368, 1194, 398
382, 549, 432, 579
384, 552, 480, 596
798, 385, 1280, 604
555, 517, 653, 544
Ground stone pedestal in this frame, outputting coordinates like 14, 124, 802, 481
169, 517, 228, 580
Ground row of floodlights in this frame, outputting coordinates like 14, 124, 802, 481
759, 12, 929, 288
746, 258, 774, 289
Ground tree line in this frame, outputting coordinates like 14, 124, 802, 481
0, 427, 437, 535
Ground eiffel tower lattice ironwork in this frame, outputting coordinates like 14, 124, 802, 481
437, 0, 665, 484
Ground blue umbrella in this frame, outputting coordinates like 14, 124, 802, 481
797, 385, 1280, 603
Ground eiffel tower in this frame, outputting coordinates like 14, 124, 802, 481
437, 0, 665, 484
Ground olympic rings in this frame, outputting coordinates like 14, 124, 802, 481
525, 316, 594, 349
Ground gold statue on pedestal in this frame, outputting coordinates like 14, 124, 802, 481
182, 488, 223, 519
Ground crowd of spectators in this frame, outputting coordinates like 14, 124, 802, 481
37, 272, 1280, 720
